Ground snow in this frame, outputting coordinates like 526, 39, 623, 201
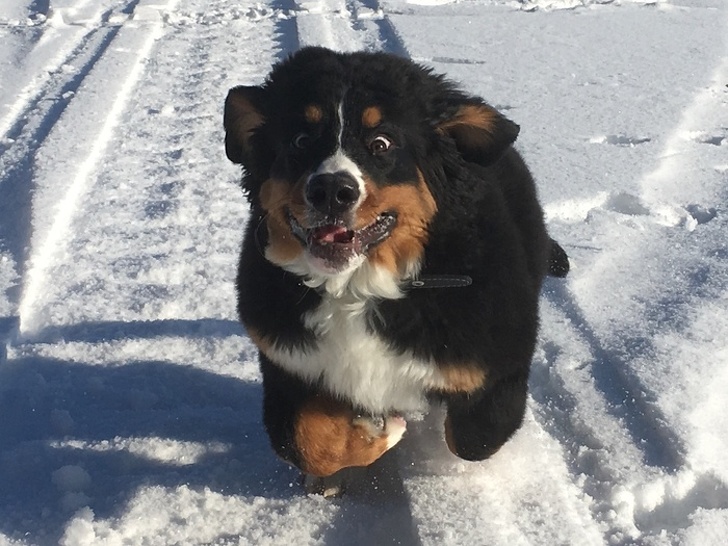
1, 0, 727, 544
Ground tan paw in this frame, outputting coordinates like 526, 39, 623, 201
294, 397, 407, 477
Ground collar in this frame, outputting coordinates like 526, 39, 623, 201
404, 275, 473, 289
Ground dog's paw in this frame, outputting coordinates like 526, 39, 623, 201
294, 397, 407, 477
302, 465, 367, 498
303, 472, 347, 498
300, 418, 405, 497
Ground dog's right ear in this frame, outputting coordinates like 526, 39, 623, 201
436, 98, 520, 166
224, 85, 266, 165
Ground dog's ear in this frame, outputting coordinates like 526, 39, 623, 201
436, 100, 520, 166
224, 85, 267, 165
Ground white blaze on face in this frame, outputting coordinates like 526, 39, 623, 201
305, 100, 367, 207
337, 100, 345, 149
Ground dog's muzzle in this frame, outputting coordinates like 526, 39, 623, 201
287, 208, 397, 273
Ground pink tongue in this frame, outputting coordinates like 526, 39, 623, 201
311, 225, 351, 243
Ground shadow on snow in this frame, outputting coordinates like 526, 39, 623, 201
0, 323, 292, 544
0, 318, 422, 546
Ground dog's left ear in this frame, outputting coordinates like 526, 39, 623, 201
437, 100, 520, 166
224, 85, 267, 166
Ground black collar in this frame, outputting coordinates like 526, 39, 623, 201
404, 275, 473, 289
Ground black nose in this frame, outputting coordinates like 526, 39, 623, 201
305, 173, 361, 215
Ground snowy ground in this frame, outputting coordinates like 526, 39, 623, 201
1, 0, 727, 544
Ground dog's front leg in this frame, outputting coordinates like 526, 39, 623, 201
444, 368, 529, 461
260, 356, 406, 485
293, 396, 406, 477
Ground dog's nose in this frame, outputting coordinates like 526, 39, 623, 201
305, 173, 361, 215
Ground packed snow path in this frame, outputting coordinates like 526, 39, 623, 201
1, 0, 727, 544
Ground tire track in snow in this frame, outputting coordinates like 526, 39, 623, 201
38, 1, 283, 340
0, 0, 94, 138
532, 292, 679, 543
543, 282, 685, 472
624, 25, 728, 537
0, 0, 140, 352
291, 0, 408, 54
536, 16, 728, 541
639, 51, 728, 211
1, 7, 290, 543
269, 0, 300, 59
535, 247, 713, 542
539, 122, 726, 487
353, 0, 409, 56
537, 287, 728, 541
0, 0, 136, 141
16, 0, 181, 337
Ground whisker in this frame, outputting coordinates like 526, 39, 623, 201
295, 285, 311, 306
254, 212, 270, 258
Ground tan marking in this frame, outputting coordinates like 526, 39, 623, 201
355, 171, 437, 276
245, 326, 273, 354
259, 178, 308, 266
294, 396, 392, 477
436, 103, 502, 157
437, 104, 497, 135
304, 104, 323, 124
362, 106, 382, 128
434, 364, 487, 393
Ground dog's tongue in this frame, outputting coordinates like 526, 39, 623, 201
310, 225, 353, 244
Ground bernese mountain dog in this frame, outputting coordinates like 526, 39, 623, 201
224, 46, 569, 494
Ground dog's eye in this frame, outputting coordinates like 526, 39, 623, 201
292, 133, 311, 149
369, 135, 393, 155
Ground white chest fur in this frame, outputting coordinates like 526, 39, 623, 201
262, 295, 446, 414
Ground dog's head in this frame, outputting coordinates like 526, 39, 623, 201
224, 47, 519, 297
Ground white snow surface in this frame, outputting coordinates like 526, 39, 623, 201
1, 0, 727, 544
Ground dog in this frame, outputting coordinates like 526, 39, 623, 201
224, 46, 569, 494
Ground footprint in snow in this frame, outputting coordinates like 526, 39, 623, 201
602, 191, 651, 216
544, 191, 651, 224
684, 204, 717, 226
590, 134, 652, 147
689, 129, 727, 147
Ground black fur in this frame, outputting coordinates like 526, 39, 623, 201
225, 47, 569, 475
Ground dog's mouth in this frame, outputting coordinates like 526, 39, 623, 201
287, 210, 397, 271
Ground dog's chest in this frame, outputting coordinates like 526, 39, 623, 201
269, 297, 442, 414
